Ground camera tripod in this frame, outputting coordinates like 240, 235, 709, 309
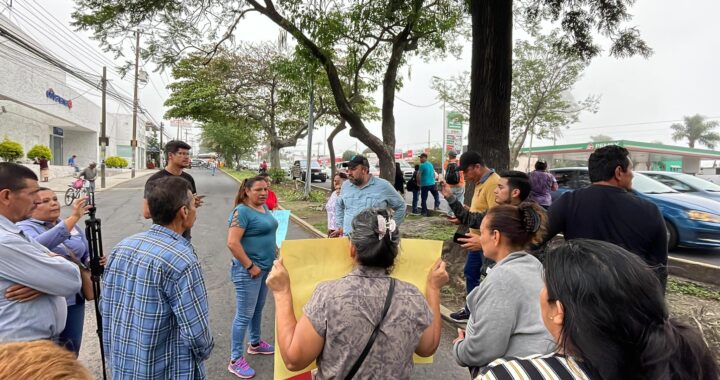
84, 191, 107, 380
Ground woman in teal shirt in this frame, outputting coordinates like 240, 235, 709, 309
226, 176, 278, 379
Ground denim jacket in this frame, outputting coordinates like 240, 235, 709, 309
336, 176, 406, 234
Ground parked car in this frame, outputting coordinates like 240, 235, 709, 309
291, 160, 327, 182
335, 161, 348, 174
549, 167, 720, 250
280, 162, 292, 176
640, 171, 720, 202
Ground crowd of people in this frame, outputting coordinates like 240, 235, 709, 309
0, 140, 717, 380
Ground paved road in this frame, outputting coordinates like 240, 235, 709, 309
76, 168, 468, 379
313, 179, 720, 266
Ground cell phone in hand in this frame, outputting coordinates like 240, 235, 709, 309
453, 232, 470, 244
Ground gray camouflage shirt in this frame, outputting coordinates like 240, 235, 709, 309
303, 266, 432, 379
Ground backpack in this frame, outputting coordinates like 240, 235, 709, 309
406, 171, 419, 191
445, 161, 461, 185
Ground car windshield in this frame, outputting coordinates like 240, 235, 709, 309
298, 160, 320, 168
671, 174, 720, 192
632, 173, 678, 194
398, 160, 412, 169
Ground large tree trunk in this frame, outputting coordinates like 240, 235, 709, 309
327, 119, 347, 179
269, 141, 282, 169
468, 0, 513, 172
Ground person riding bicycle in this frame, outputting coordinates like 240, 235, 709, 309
77, 162, 97, 194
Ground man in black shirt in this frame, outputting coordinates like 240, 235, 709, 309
143, 140, 203, 240
545, 145, 668, 289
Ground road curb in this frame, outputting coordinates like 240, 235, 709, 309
668, 256, 720, 286
226, 172, 460, 327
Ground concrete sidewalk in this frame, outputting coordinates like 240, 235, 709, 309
42, 168, 157, 194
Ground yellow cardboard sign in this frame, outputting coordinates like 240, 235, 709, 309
274, 237, 442, 379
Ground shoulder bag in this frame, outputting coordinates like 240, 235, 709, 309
344, 278, 396, 380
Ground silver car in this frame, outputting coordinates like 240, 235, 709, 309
640, 171, 720, 202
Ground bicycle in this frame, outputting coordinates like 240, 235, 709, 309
65, 178, 88, 206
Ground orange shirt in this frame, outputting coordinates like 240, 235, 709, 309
443, 159, 465, 187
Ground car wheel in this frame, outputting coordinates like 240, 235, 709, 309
301, 173, 306, 182
321, 178, 326, 183
665, 220, 678, 250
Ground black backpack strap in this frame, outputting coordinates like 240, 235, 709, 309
344, 278, 396, 380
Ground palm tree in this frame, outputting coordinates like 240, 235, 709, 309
670, 114, 720, 149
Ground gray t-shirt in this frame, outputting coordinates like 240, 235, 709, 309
79, 167, 98, 181
303, 266, 432, 379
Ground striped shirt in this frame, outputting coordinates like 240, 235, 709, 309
101, 224, 214, 379
476, 354, 592, 380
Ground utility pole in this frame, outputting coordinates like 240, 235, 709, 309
441, 98, 447, 176
304, 77, 314, 198
99, 66, 108, 188
315, 142, 322, 159
130, 30, 140, 178
159, 122, 164, 167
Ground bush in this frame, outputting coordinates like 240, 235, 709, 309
268, 168, 286, 184
27, 144, 53, 161
0, 139, 24, 162
105, 156, 129, 168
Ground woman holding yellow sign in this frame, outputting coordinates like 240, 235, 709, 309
267, 208, 448, 379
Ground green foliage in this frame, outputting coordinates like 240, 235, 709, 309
670, 115, 720, 149
105, 156, 129, 168
225, 169, 257, 181
667, 279, 720, 301
434, 32, 600, 166
268, 168, 286, 185
200, 119, 259, 169
341, 150, 358, 161
590, 134, 614, 142
26, 144, 53, 161
0, 139, 24, 162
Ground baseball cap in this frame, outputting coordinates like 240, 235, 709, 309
448, 150, 457, 157
458, 151, 485, 171
342, 155, 370, 168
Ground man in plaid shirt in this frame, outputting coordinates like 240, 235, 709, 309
101, 176, 214, 379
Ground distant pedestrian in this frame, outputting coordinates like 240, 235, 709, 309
393, 162, 405, 194
330, 155, 406, 237
407, 164, 421, 214
143, 140, 202, 241
266, 208, 449, 379
443, 151, 464, 217
102, 176, 213, 379
258, 173, 278, 211
417, 153, 440, 216
528, 160, 558, 209
326, 172, 347, 236
259, 160, 268, 174
209, 158, 217, 176
544, 145, 668, 289
227, 176, 278, 379
37, 156, 49, 182
77, 162, 97, 194
68, 155, 79, 173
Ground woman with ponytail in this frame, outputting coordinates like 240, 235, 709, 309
478, 239, 719, 380
266, 208, 449, 379
227, 176, 279, 378
454, 202, 554, 375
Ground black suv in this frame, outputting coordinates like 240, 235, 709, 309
291, 160, 327, 182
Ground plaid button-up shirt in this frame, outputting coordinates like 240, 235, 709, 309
101, 225, 214, 380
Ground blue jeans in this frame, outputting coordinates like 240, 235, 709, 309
230, 260, 269, 361
447, 186, 465, 217
420, 185, 440, 215
59, 301, 85, 355
464, 250, 484, 313
211, 167, 216, 176
411, 190, 420, 213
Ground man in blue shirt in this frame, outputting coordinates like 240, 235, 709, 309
417, 153, 441, 216
0, 163, 81, 342
330, 155, 406, 236
102, 176, 214, 379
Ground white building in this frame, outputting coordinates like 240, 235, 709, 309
0, 14, 154, 170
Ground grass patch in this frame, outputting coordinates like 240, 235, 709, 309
275, 183, 327, 203
668, 279, 720, 301
222, 168, 257, 182
425, 224, 457, 241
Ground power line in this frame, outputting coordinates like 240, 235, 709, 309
395, 96, 441, 108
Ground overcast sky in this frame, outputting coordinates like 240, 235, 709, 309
9, 0, 719, 156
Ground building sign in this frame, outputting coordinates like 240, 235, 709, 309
46, 88, 72, 109
52, 127, 64, 136
445, 112, 464, 153
588, 141, 621, 150
394, 152, 403, 159
406, 149, 414, 158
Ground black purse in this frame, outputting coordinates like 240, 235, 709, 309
344, 278, 396, 380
